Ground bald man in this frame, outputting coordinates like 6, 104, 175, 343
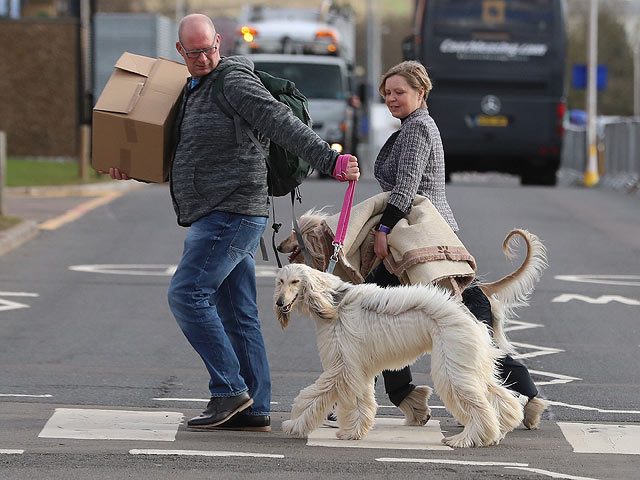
112, 14, 359, 432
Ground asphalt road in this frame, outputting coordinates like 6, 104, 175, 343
1, 176, 639, 479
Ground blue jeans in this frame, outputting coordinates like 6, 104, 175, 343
168, 211, 270, 416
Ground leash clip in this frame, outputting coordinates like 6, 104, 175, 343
327, 242, 342, 274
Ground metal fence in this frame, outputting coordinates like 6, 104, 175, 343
93, 13, 182, 105
559, 119, 640, 192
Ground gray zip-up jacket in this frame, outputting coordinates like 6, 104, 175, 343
170, 56, 339, 227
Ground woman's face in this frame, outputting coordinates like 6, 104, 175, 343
384, 74, 424, 119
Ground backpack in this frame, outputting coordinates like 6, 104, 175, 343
211, 66, 313, 197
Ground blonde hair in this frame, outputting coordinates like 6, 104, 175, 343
379, 61, 432, 106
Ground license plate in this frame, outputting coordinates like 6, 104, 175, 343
476, 115, 508, 127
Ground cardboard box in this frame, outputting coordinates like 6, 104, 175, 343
92, 52, 189, 183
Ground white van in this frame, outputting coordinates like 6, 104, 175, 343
247, 54, 357, 155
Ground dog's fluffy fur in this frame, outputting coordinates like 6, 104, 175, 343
274, 264, 524, 447
277, 209, 549, 429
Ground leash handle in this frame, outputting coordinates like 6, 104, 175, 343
327, 180, 355, 274
333, 180, 356, 245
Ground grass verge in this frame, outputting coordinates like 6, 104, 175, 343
5, 158, 105, 187
0, 215, 21, 231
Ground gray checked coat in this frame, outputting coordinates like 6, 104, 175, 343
374, 106, 458, 232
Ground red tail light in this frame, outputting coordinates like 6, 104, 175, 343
556, 101, 566, 137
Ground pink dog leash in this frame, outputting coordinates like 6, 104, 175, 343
327, 176, 356, 275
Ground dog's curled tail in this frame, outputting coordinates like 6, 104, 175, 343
480, 229, 548, 309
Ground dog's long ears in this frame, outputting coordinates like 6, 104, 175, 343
304, 280, 340, 322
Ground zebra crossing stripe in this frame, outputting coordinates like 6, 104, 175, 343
0, 449, 24, 454
38, 408, 183, 442
558, 423, 640, 455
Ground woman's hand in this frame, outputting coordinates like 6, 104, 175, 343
374, 230, 389, 259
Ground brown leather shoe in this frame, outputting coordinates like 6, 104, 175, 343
187, 392, 253, 428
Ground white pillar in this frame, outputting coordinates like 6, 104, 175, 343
366, 0, 382, 146
634, 44, 640, 118
584, 0, 599, 186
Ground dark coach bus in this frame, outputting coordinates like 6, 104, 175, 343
403, 0, 567, 185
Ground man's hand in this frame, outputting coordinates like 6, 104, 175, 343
345, 155, 360, 182
98, 168, 130, 180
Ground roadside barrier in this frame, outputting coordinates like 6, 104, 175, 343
558, 125, 586, 185
601, 119, 640, 190
559, 119, 640, 192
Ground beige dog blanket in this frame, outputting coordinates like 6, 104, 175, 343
301, 192, 476, 294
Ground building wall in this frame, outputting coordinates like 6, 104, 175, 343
0, 19, 79, 157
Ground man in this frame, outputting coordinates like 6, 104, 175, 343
107, 13, 359, 432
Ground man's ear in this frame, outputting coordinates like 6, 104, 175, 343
175, 41, 182, 55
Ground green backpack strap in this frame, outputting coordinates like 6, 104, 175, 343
212, 66, 268, 156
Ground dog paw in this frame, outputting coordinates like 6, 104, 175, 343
281, 420, 306, 438
441, 433, 477, 448
336, 429, 364, 440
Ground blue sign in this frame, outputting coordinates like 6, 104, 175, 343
572, 64, 608, 90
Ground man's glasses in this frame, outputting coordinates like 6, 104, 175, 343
180, 39, 219, 59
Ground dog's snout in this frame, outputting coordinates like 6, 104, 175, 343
277, 245, 283, 253
276, 298, 284, 307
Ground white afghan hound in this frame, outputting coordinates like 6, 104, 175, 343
274, 264, 524, 448
277, 209, 549, 429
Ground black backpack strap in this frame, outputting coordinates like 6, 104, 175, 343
270, 197, 282, 268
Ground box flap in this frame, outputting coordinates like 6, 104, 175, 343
114, 52, 157, 77
94, 80, 144, 114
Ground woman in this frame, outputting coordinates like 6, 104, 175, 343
369, 60, 456, 425
371, 61, 541, 428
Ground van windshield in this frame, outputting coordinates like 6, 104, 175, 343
252, 62, 346, 100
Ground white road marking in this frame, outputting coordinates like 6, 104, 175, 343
505, 466, 600, 480
0, 292, 39, 313
376, 457, 527, 467
511, 341, 564, 359
503, 318, 544, 333
130, 449, 284, 458
152, 397, 279, 405
69, 264, 176, 276
0, 449, 24, 454
527, 370, 581, 386
552, 294, 640, 305
0, 394, 53, 398
39, 408, 183, 442
558, 423, 640, 455
555, 274, 640, 287
0, 292, 39, 297
308, 418, 451, 450
377, 404, 446, 410
68, 264, 278, 277
550, 401, 640, 415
